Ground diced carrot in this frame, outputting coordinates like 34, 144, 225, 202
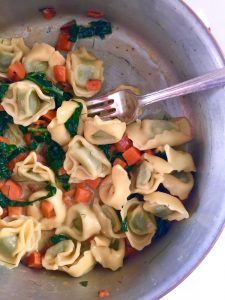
8, 206, 24, 216
58, 167, 67, 176
60, 20, 77, 34
7, 62, 26, 82
85, 178, 102, 189
56, 32, 73, 51
0, 208, 8, 218
0, 136, 10, 144
1, 179, 23, 200
42, 110, 56, 122
113, 158, 127, 169
24, 132, 32, 145
40, 201, 55, 218
40, 7, 56, 20
53, 65, 67, 83
74, 187, 93, 203
26, 251, 42, 269
87, 10, 104, 18
0, 180, 5, 190
145, 149, 153, 155
98, 290, 110, 298
115, 135, 133, 153
8, 152, 29, 171
32, 119, 48, 127
123, 146, 142, 166
86, 79, 102, 91
0, 104, 5, 111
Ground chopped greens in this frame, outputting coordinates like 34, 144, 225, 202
65, 101, 83, 137
0, 111, 13, 135
46, 140, 65, 173
56, 174, 70, 191
0, 83, 9, 100
51, 234, 70, 245
0, 184, 56, 208
153, 218, 170, 240
79, 281, 88, 287
25, 72, 72, 108
127, 193, 144, 201
68, 20, 80, 43
121, 216, 128, 233
28, 127, 50, 135
0, 142, 17, 180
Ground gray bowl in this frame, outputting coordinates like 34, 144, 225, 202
0, 0, 225, 299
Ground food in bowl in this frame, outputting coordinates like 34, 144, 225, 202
0, 27, 196, 277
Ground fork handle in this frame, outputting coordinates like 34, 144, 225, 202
138, 67, 225, 106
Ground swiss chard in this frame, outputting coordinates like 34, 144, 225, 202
78, 20, 112, 39
46, 140, 65, 173
56, 174, 70, 191
0, 83, 9, 100
0, 184, 57, 208
153, 218, 170, 240
79, 281, 88, 287
50, 234, 70, 245
0, 142, 17, 180
64, 101, 83, 137
0, 111, 13, 135
121, 216, 128, 233
25, 72, 72, 108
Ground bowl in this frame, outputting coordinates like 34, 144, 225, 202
0, 0, 225, 299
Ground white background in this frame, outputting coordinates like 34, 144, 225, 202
163, 1, 225, 299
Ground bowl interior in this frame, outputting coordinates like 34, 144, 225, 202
0, 0, 225, 299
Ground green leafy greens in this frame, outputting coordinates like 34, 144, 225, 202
121, 216, 128, 233
79, 281, 88, 287
50, 234, 70, 245
0, 184, 56, 208
25, 72, 72, 108
0, 83, 9, 100
0, 111, 13, 136
65, 101, 83, 137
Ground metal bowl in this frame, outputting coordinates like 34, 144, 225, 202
0, 0, 225, 299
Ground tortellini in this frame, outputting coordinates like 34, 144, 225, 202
126, 118, 192, 150
56, 204, 101, 241
47, 99, 87, 147
22, 43, 65, 82
61, 250, 96, 278
66, 47, 104, 98
13, 152, 55, 183
4, 124, 25, 147
143, 192, 189, 221
90, 235, 125, 271
93, 198, 125, 239
42, 240, 81, 270
0, 216, 41, 269
130, 160, 163, 195
99, 165, 130, 210
0, 38, 29, 76
27, 187, 66, 230
64, 135, 111, 183
121, 199, 156, 251
84, 116, 126, 145
2, 80, 55, 126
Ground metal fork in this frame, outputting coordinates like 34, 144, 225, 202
87, 67, 225, 123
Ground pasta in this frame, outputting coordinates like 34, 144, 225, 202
0, 35, 196, 279
126, 118, 192, 150
90, 235, 125, 271
47, 99, 87, 147
93, 198, 126, 239
55, 204, 101, 241
27, 187, 66, 230
64, 135, 111, 182
0, 216, 41, 269
13, 152, 55, 183
143, 192, 189, 221
0, 38, 29, 76
66, 47, 104, 98
84, 116, 126, 145
2, 80, 55, 126
22, 43, 65, 82
99, 165, 131, 210
42, 240, 81, 270
121, 199, 156, 251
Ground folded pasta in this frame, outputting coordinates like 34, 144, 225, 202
22, 43, 65, 82
126, 118, 192, 150
64, 135, 111, 183
66, 47, 104, 98
143, 192, 189, 221
0, 216, 41, 269
0, 38, 29, 76
47, 99, 87, 147
84, 116, 126, 145
4, 124, 25, 147
2, 80, 55, 126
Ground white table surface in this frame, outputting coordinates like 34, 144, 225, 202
162, 1, 225, 299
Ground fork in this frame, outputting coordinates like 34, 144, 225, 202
86, 67, 225, 123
